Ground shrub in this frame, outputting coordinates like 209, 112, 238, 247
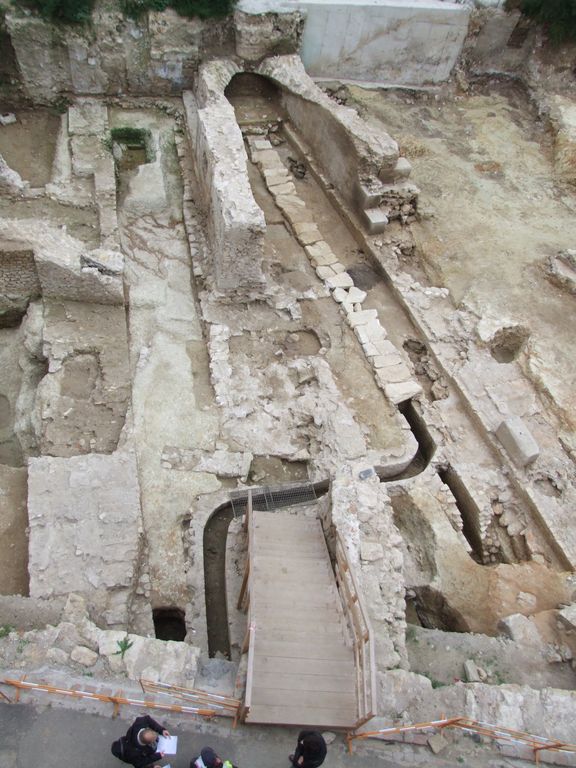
19, 0, 95, 23
120, 0, 236, 19
511, 0, 576, 43
169, 0, 236, 18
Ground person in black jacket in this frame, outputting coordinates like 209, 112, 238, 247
289, 731, 327, 768
112, 714, 170, 768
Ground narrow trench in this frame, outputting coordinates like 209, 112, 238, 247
204, 72, 443, 658
204, 399, 436, 658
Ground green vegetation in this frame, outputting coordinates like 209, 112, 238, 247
119, 0, 236, 20
113, 636, 134, 660
509, 0, 576, 43
18, 0, 95, 23
0, 625, 14, 639
14, 0, 236, 24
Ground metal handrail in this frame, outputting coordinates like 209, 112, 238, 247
334, 531, 377, 729
347, 717, 576, 766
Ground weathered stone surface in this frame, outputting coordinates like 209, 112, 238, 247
498, 614, 543, 647
384, 380, 422, 404
183, 82, 266, 293
0, 219, 124, 305
28, 452, 143, 628
161, 447, 252, 478
326, 272, 353, 290
551, 96, 576, 184
70, 645, 98, 667
0, 153, 25, 194
557, 605, 576, 631
496, 416, 540, 467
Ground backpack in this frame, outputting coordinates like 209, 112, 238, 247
111, 736, 129, 762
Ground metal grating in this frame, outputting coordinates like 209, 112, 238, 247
229, 483, 317, 517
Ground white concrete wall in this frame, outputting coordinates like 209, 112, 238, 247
238, 0, 470, 86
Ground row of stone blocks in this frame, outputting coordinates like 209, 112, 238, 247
248, 137, 422, 406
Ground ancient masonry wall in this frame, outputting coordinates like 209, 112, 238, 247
183, 61, 266, 294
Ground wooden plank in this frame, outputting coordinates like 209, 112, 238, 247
250, 686, 356, 709
253, 654, 356, 678
252, 671, 356, 693
254, 628, 350, 644
256, 639, 354, 661
246, 703, 355, 728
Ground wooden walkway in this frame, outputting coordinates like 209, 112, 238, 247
241, 510, 357, 728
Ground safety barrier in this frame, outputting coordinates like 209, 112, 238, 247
139, 680, 241, 724
1, 677, 228, 721
334, 531, 377, 729
347, 717, 576, 766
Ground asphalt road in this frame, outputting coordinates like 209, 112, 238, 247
0, 701, 402, 768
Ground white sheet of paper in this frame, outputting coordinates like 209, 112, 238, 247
157, 735, 178, 755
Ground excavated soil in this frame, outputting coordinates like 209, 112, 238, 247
348, 81, 576, 432
0, 109, 60, 186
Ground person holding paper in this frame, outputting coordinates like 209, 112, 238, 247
111, 714, 171, 768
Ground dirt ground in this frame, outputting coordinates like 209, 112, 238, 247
348, 82, 576, 433
0, 109, 60, 186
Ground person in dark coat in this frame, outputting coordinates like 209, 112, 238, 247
113, 714, 170, 768
289, 731, 327, 768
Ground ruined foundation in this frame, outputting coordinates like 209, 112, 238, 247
1, 0, 576, 756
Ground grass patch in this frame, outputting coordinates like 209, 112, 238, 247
0, 625, 14, 639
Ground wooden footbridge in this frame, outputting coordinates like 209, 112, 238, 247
237, 495, 376, 729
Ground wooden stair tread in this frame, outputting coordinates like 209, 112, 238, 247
246, 704, 355, 728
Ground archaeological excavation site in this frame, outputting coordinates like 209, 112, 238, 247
1, 0, 576, 761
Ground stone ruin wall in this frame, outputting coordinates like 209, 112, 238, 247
0, 0, 576, 748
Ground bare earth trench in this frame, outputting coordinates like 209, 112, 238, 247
348, 82, 576, 437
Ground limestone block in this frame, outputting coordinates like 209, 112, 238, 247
372, 353, 403, 369
428, 734, 449, 754
347, 286, 367, 304
316, 265, 336, 280
0, 153, 25, 194
332, 287, 348, 303
375, 362, 412, 384
271, 181, 297, 196
71, 645, 98, 667
331, 262, 347, 274
263, 168, 291, 186
348, 309, 378, 328
384, 380, 422, 404
254, 149, 285, 171
463, 659, 481, 683
496, 416, 539, 467
123, 634, 201, 687
161, 447, 252, 478
363, 208, 389, 234
293, 223, 322, 246
498, 614, 543, 647
557, 605, 576, 631
326, 272, 353, 290
47, 647, 69, 665
363, 319, 387, 342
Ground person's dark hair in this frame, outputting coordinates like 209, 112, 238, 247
201, 747, 220, 768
